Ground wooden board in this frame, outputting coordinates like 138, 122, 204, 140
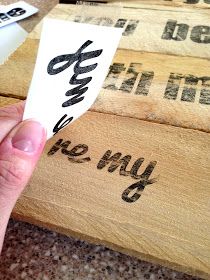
0, 2, 210, 279
27, 4, 210, 58
0, 13, 209, 132
0, 96, 17, 107
0, 96, 208, 279
89, 0, 210, 10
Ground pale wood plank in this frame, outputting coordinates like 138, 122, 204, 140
95, 49, 210, 132
0, 1, 209, 278
1, 89, 210, 278
0, 38, 209, 132
0, 96, 19, 107
8, 103, 209, 279
28, 4, 210, 58
90, 0, 210, 10
1, 4, 209, 135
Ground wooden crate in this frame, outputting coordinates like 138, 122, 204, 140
0, 2, 209, 279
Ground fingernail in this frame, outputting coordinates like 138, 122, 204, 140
12, 120, 45, 153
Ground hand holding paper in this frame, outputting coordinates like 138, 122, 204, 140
1, 7, 123, 255
23, 18, 123, 139
0, 102, 46, 253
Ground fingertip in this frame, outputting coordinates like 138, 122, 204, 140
11, 120, 46, 154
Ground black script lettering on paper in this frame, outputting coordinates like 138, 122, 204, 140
47, 40, 103, 135
53, 114, 74, 135
0, 7, 26, 22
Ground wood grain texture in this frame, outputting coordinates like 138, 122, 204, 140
2, 96, 207, 279
90, 0, 210, 10
0, 96, 18, 107
0, 2, 210, 278
0, 37, 209, 132
95, 50, 210, 132
28, 4, 210, 58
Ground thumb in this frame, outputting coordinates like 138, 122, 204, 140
0, 120, 46, 251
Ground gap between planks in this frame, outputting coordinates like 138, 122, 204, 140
0, 95, 209, 136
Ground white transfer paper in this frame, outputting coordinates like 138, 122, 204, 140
0, 22, 27, 65
0, 1, 38, 28
23, 18, 123, 139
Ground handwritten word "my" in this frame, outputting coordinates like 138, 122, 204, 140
48, 139, 158, 203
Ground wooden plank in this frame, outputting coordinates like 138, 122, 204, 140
0, 2, 209, 277
0, 37, 209, 132
0, 96, 208, 279
28, 4, 210, 58
0, 96, 18, 107
90, 0, 210, 10
97, 50, 210, 132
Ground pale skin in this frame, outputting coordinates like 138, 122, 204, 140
0, 101, 46, 253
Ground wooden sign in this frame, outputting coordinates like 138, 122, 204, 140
0, 15, 209, 132
0, 94, 208, 279
0, 2, 210, 279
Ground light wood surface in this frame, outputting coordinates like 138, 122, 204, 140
0, 96, 209, 279
90, 0, 210, 10
0, 96, 210, 279
0, 1, 210, 279
0, 22, 209, 131
0, 96, 17, 106
28, 4, 210, 58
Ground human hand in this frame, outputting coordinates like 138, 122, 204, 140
0, 101, 46, 252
